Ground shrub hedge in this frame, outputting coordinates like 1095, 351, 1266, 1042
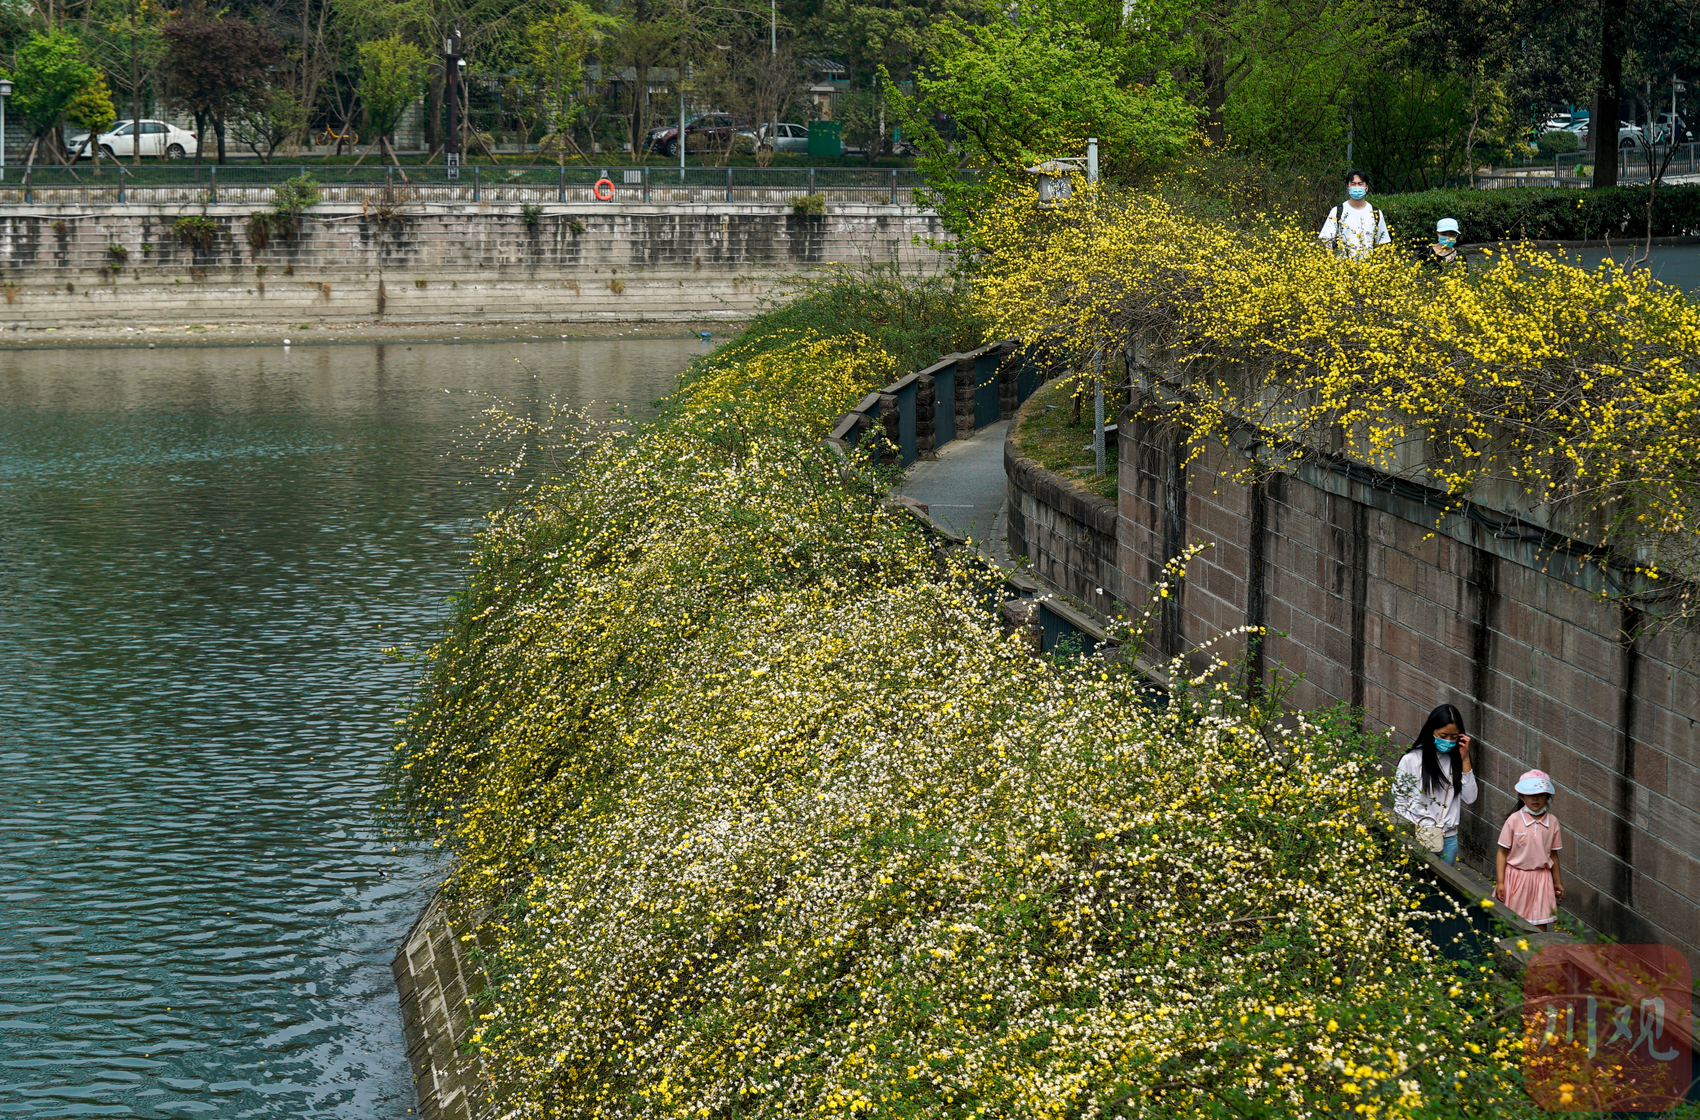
1378, 183, 1700, 247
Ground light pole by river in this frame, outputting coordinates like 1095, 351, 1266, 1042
0, 79, 12, 182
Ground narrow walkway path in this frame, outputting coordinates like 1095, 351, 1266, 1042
897, 420, 1010, 552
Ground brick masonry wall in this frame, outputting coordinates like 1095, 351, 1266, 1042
1004, 399, 1121, 617
0, 201, 944, 327
1116, 393, 1700, 970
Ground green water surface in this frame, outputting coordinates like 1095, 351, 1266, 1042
0, 337, 705, 1117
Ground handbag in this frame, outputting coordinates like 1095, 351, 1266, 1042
1415, 824, 1446, 853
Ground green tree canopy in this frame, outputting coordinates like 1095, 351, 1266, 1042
5, 30, 100, 141
525, 3, 622, 160
901, 0, 1201, 236
357, 33, 429, 139
65, 72, 118, 136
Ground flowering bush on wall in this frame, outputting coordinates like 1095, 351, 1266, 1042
974, 187, 1700, 611
381, 284, 1556, 1117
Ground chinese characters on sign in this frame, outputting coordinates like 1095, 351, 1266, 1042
1523, 944, 1693, 1111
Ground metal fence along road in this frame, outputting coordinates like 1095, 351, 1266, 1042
0, 164, 938, 206
1484, 142, 1700, 188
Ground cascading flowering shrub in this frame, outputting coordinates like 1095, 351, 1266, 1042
385, 299, 1548, 1117
973, 188, 1700, 607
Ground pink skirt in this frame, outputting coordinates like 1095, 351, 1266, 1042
1504, 864, 1558, 926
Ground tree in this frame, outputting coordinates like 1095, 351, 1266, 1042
356, 34, 428, 168
605, 0, 680, 160
796, 0, 989, 158
162, 11, 283, 164
900, 0, 1202, 236
232, 85, 305, 161
4, 30, 101, 169
525, 4, 620, 164
65, 72, 118, 171
85, 0, 168, 166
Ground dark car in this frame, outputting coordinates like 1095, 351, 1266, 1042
646, 113, 742, 157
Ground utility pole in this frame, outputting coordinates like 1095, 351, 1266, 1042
444, 29, 463, 179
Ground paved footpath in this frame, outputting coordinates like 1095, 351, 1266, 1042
897, 420, 1012, 561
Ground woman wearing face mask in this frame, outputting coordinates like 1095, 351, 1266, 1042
1393, 703, 1477, 864
1425, 218, 1469, 270
1318, 170, 1391, 259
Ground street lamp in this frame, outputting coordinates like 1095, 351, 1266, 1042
1026, 139, 1108, 475
0, 79, 12, 182
444, 31, 464, 180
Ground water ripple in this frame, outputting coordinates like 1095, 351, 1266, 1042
0, 339, 703, 1118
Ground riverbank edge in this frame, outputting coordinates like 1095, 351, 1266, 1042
393, 887, 496, 1120
0, 318, 742, 348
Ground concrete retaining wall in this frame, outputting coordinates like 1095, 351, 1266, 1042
1116, 392, 1700, 969
393, 889, 495, 1120
0, 201, 945, 327
1003, 392, 1120, 618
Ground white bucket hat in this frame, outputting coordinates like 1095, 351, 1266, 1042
1436, 218, 1460, 234
1515, 769, 1555, 796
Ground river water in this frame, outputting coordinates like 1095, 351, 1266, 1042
0, 338, 704, 1118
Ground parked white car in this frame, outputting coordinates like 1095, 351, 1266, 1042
67, 119, 199, 160
1563, 119, 1646, 149
758, 122, 810, 154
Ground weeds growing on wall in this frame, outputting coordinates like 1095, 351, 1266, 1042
172, 215, 218, 253
975, 187, 1700, 619
381, 276, 1573, 1119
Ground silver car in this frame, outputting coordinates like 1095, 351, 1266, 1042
759, 123, 809, 154
68, 119, 199, 160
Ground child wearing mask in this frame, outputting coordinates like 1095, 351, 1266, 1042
1425, 218, 1469, 270
1495, 770, 1565, 926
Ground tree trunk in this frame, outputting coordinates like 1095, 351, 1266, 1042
130, 37, 142, 166
1593, 0, 1628, 188
214, 115, 227, 164
194, 111, 206, 164
1464, 70, 1480, 189
1202, 35, 1228, 146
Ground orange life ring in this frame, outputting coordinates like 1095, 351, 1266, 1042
593, 178, 615, 201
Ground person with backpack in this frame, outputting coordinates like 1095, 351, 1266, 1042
1392, 703, 1478, 865
1318, 170, 1391, 260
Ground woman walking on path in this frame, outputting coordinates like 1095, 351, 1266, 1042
1495, 770, 1565, 927
1393, 703, 1478, 865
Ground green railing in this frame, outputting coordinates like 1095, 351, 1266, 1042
0, 163, 939, 205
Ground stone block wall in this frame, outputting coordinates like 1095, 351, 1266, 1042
1004, 409, 1120, 618
0, 201, 944, 327
1117, 395, 1700, 969
393, 890, 495, 1120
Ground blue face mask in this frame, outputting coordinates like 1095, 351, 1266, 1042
1348, 185, 1368, 200
1439, 235, 1457, 248
1434, 736, 1458, 753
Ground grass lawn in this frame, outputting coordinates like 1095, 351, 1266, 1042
1013, 375, 1126, 501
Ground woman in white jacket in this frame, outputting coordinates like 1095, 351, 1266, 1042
1393, 702, 1478, 864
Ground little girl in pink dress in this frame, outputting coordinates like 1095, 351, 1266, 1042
1495, 769, 1566, 926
